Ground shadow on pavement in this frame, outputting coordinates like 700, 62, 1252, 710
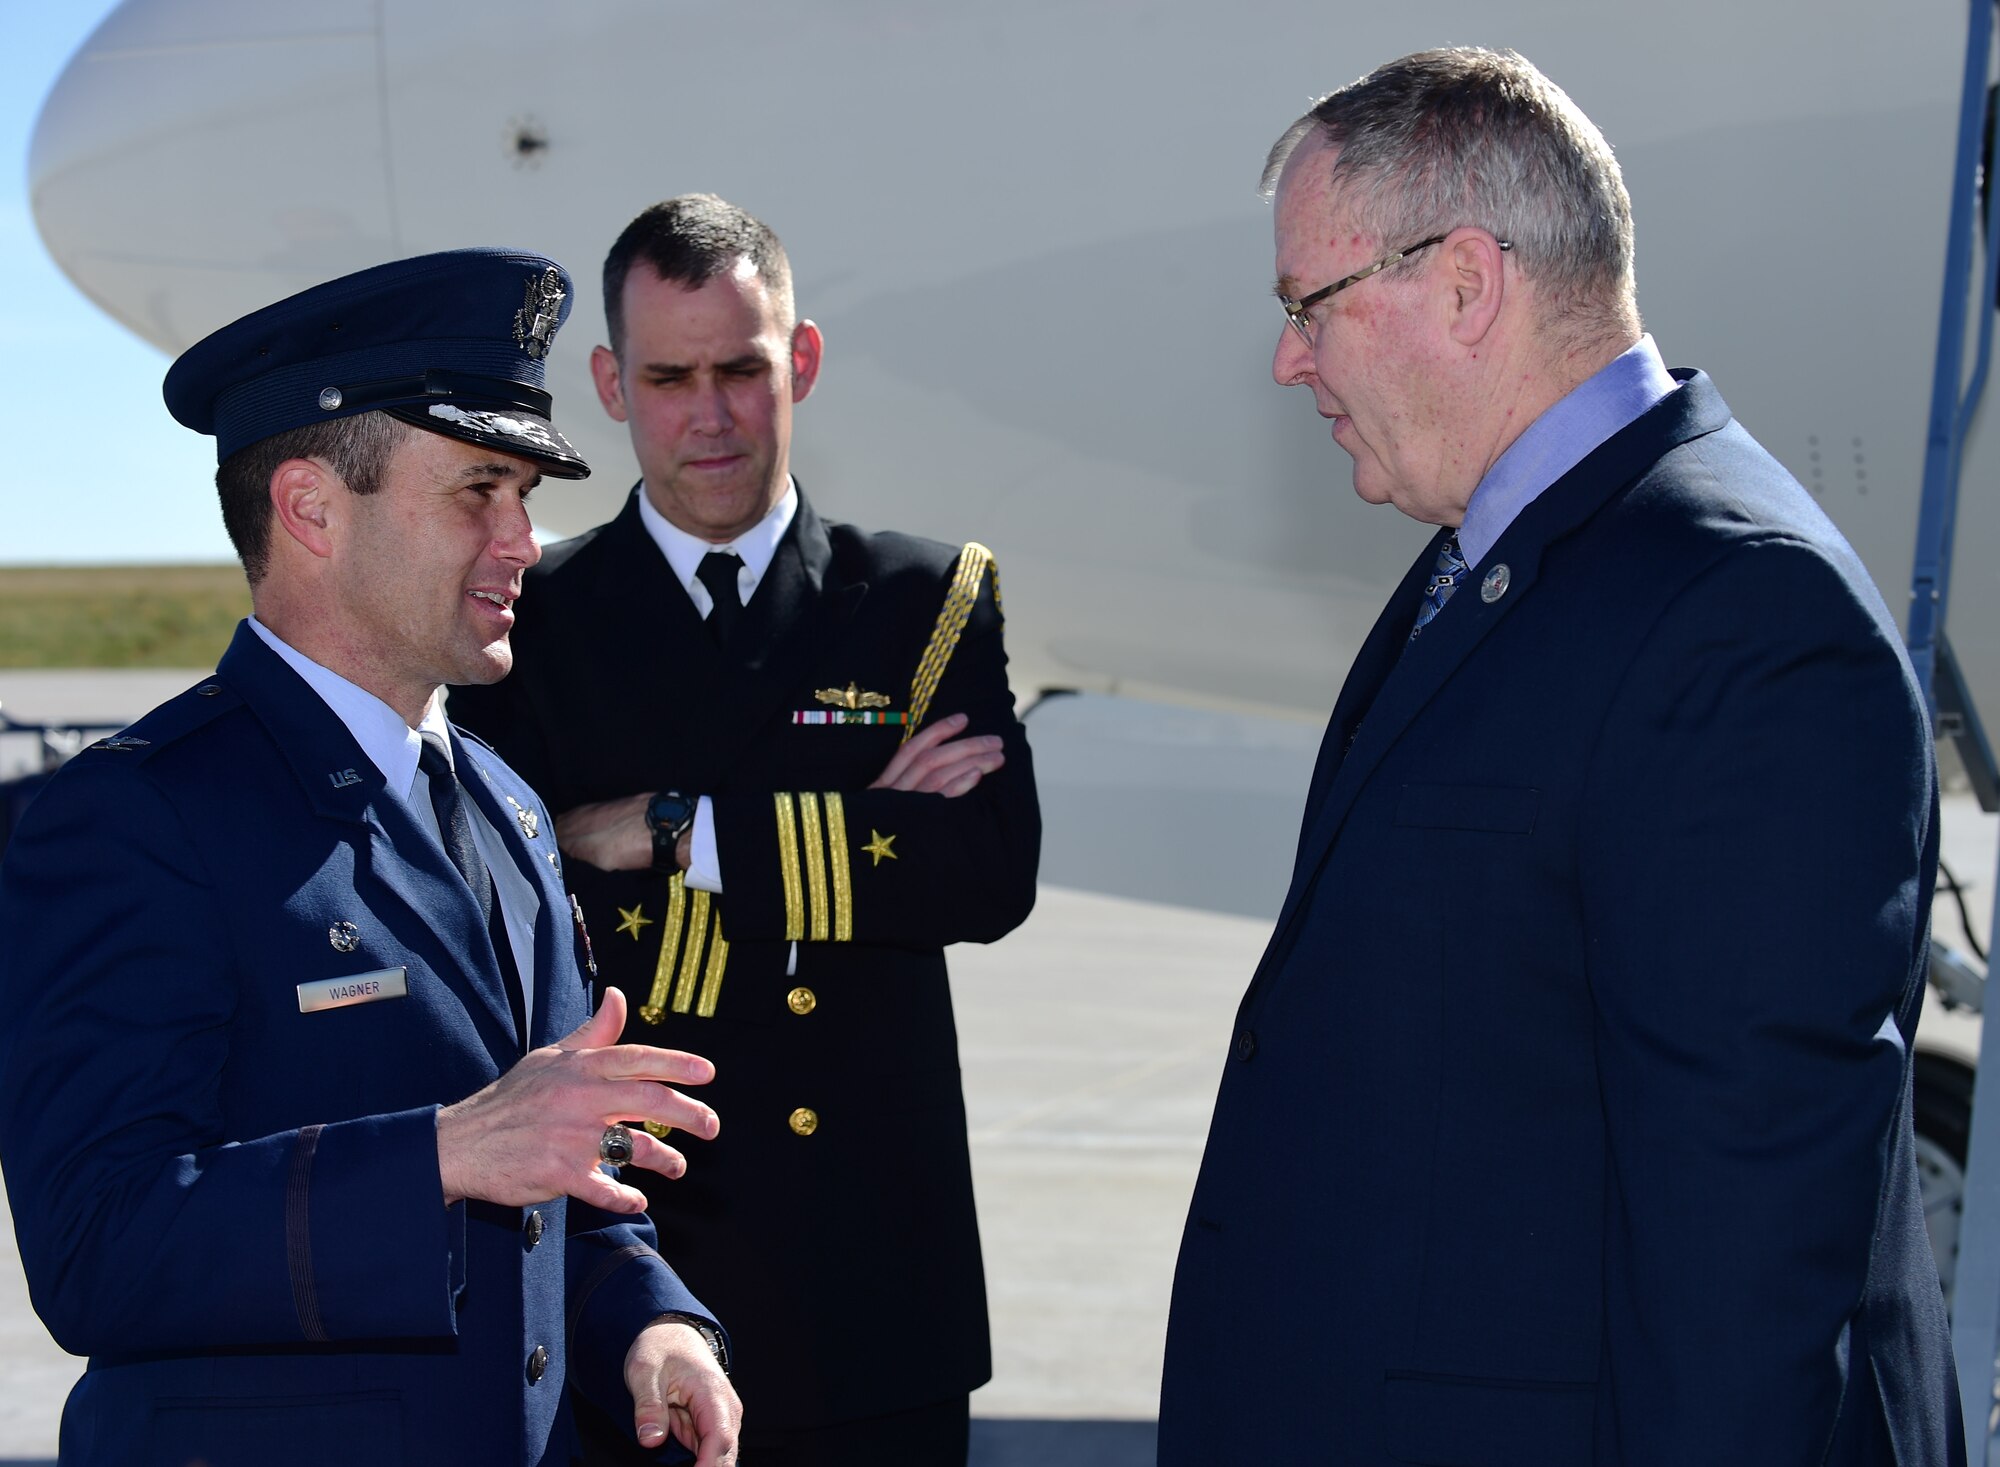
970, 1418, 1156, 1466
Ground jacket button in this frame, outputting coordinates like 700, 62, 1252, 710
1234, 1029, 1258, 1062
527, 1344, 549, 1383
789, 1106, 819, 1136
786, 986, 817, 1015
524, 1210, 544, 1249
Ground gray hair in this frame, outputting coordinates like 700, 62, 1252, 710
1262, 48, 1637, 344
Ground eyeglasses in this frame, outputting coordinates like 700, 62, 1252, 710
1278, 234, 1512, 346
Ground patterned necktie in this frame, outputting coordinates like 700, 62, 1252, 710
696, 550, 744, 647
418, 731, 528, 1044
1409, 533, 1469, 642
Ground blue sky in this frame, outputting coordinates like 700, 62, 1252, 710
1, 1, 233, 566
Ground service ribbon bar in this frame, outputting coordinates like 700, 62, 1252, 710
791, 709, 909, 725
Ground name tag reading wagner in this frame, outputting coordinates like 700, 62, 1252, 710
298, 967, 409, 1014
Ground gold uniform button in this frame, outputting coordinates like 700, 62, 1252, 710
789, 1107, 819, 1137
786, 986, 817, 1015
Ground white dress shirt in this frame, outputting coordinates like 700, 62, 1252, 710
634, 482, 800, 896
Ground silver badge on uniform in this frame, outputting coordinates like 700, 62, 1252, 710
328, 921, 361, 953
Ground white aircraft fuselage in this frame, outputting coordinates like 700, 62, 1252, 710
30, 0, 1996, 722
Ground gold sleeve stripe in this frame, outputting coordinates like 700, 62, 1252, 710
671, 890, 711, 1013
799, 793, 831, 942
775, 792, 805, 941
903, 543, 995, 744
696, 918, 729, 1018
824, 791, 853, 942
643, 875, 689, 1023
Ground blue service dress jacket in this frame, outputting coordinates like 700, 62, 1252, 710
0, 622, 715, 1467
1159, 372, 1962, 1466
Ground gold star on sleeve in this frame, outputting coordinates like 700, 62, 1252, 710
863, 830, 898, 866
615, 904, 655, 939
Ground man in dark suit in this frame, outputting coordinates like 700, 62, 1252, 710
450, 196, 1040, 1466
1159, 48, 1962, 1466
0, 250, 740, 1467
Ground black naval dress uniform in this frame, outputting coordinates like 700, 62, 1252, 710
450, 485, 1040, 1461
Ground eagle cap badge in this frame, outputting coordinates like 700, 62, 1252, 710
512, 266, 566, 360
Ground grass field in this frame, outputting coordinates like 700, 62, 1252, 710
0, 564, 249, 668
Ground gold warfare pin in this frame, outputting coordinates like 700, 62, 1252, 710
795, 682, 906, 727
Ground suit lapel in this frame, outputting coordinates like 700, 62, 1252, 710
456, 734, 554, 1048
1258, 371, 1731, 977
218, 626, 524, 1053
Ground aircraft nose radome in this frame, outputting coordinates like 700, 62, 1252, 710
29, 0, 398, 355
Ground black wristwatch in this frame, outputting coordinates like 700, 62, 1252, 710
646, 791, 698, 874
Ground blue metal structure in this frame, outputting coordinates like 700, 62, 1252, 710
1922, 4, 2000, 1456
1912, 0, 2000, 717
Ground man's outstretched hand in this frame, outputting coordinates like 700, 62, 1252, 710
435, 987, 718, 1212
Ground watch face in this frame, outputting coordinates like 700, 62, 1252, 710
648, 792, 695, 834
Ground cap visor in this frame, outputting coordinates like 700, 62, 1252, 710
390, 402, 590, 479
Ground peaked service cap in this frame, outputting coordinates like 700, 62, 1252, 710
162, 247, 590, 478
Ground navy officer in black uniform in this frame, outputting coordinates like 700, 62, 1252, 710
451, 196, 1041, 1467
0, 249, 740, 1466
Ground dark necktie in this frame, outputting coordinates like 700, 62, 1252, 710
695, 550, 745, 648
418, 731, 528, 1044
1409, 533, 1469, 642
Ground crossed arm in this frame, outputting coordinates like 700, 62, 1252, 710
551, 711, 1004, 872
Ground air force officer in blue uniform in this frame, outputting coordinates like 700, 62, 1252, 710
1160, 49, 1961, 1465
0, 251, 740, 1465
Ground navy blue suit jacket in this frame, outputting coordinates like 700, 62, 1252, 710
0, 623, 712, 1466
1160, 374, 1961, 1465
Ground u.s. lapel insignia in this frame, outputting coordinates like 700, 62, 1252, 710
504, 794, 539, 839
616, 904, 654, 939
1480, 563, 1512, 604
513, 265, 566, 359
328, 920, 361, 953
328, 768, 362, 789
863, 830, 898, 866
569, 893, 598, 977
796, 682, 906, 727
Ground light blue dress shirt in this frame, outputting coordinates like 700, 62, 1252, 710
1456, 334, 1679, 569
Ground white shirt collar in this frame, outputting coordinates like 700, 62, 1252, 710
247, 615, 446, 801
637, 479, 798, 614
